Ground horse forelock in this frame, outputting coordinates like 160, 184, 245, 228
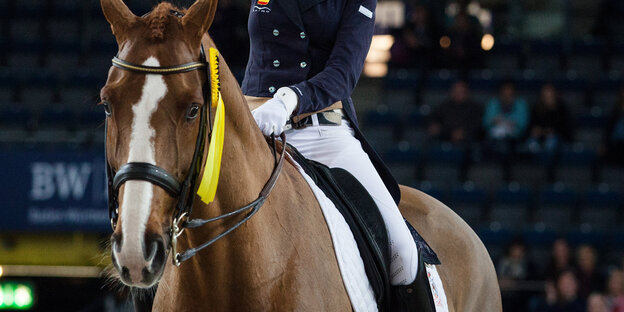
145, 2, 185, 42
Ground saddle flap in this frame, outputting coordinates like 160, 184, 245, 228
329, 167, 391, 270
314, 163, 391, 307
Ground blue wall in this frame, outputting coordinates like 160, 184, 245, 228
0, 150, 109, 232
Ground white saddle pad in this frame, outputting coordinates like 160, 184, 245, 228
290, 156, 378, 312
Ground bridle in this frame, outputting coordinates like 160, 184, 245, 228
106, 10, 286, 266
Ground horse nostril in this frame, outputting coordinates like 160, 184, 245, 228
111, 250, 120, 271
111, 233, 122, 253
142, 267, 153, 284
144, 235, 165, 262
121, 266, 132, 283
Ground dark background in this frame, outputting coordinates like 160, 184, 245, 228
1, 0, 623, 311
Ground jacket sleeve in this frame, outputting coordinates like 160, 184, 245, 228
289, 0, 377, 115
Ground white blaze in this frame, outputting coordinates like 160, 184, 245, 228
118, 57, 167, 282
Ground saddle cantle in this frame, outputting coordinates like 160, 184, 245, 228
288, 145, 441, 312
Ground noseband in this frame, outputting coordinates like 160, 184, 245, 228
106, 11, 286, 266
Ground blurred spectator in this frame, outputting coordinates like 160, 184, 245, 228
483, 80, 529, 156
390, 3, 436, 70
603, 86, 624, 165
576, 245, 605, 299
606, 270, 624, 311
428, 80, 482, 145
442, 7, 483, 72
544, 238, 573, 282
498, 238, 537, 312
498, 239, 537, 281
532, 270, 586, 312
483, 81, 529, 141
587, 293, 610, 312
526, 84, 572, 154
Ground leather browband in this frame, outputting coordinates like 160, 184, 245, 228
112, 57, 206, 75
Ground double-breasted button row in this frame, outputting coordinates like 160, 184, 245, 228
271, 29, 306, 39
269, 60, 307, 70
267, 30, 308, 93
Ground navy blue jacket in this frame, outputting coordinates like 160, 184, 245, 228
242, 0, 401, 203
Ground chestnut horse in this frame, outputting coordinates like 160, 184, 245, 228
100, 0, 501, 310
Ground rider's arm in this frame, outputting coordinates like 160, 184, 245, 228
287, 0, 377, 115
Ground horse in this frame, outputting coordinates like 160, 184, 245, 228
99, 0, 502, 310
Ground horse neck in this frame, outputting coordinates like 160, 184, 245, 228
203, 38, 276, 212
167, 38, 282, 303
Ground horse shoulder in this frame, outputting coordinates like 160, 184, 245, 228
259, 162, 352, 311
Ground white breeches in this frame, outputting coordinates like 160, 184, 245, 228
285, 115, 418, 285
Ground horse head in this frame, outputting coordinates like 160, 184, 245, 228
100, 0, 217, 288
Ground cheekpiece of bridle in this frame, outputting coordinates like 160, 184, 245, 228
106, 10, 286, 266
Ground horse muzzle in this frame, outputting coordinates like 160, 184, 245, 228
111, 233, 168, 288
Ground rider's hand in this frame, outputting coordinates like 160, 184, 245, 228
252, 87, 298, 136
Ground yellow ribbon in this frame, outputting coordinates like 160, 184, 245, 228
196, 48, 225, 204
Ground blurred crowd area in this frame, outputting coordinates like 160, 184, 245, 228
379, 1, 624, 312
497, 237, 624, 312
1, 0, 624, 311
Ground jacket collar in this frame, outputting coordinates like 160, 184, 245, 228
275, 0, 303, 30
276, 0, 326, 30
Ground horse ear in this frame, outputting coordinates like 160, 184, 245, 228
182, 0, 218, 39
101, 0, 137, 37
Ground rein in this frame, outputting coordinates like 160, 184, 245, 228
106, 17, 286, 265
174, 133, 286, 263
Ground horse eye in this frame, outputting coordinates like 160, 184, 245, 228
102, 101, 112, 117
186, 104, 200, 120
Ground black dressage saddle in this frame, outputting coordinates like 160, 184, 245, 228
288, 145, 440, 312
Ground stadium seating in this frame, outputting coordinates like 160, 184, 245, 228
448, 182, 487, 228
534, 183, 578, 232
489, 184, 532, 231
421, 144, 463, 186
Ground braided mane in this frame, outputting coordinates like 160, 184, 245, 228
147, 2, 184, 41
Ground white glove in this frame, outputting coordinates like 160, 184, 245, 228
252, 87, 298, 136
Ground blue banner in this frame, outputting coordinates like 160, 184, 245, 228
0, 150, 109, 232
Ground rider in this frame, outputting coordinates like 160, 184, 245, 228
241, 0, 420, 306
